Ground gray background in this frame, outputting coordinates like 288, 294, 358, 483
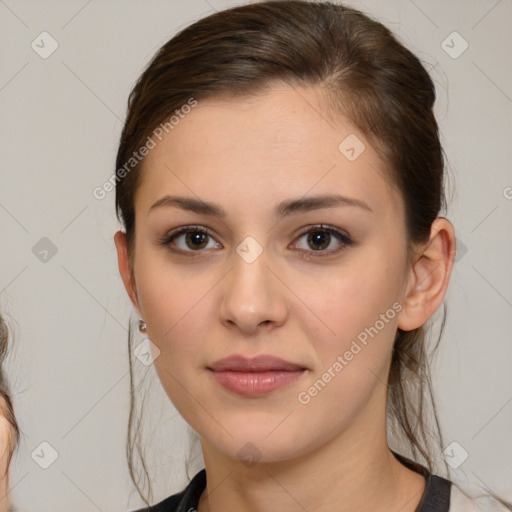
1, 0, 511, 510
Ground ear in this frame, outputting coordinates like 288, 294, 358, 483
114, 230, 141, 318
397, 217, 456, 331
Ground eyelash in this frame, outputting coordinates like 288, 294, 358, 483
158, 224, 354, 259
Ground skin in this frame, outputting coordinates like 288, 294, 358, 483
115, 82, 456, 512
0, 397, 13, 512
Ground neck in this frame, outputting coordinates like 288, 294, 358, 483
197, 395, 426, 512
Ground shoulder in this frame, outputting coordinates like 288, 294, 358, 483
129, 469, 207, 512
130, 493, 183, 512
449, 482, 512, 512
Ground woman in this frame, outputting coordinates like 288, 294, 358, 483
113, 1, 512, 510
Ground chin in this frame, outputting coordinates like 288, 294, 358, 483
205, 423, 309, 466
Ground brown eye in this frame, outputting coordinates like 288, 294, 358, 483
306, 229, 332, 251
160, 226, 221, 253
184, 230, 209, 250
293, 225, 354, 259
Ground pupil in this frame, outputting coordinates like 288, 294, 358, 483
309, 230, 330, 250
186, 231, 207, 249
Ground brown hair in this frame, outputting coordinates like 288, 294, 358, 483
114, 1, 511, 507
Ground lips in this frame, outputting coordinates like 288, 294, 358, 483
208, 354, 306, 372
207, 355, 307, 397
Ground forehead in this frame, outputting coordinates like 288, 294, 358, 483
137, 83, 404, 222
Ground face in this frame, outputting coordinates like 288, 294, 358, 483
115, 82, 428, 468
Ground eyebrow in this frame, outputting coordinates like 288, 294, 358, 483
148, 193, 373, 218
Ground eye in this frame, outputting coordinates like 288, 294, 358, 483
292, 224, 354, 259
159, 225, 221, 254
158, 223, 354, 258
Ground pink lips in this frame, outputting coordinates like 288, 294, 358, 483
207, 355, 307, 397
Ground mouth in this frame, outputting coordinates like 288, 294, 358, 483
207, 354, 307, 397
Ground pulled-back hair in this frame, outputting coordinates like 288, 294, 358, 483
114, 1, 511, 508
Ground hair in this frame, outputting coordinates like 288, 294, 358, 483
114, 0, 512, 508
0, 313, 21, 505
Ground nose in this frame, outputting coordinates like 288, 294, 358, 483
218, 245, 288, 335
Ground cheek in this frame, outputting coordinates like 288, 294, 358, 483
139, 280, 209, 355
290, 259, 402, 416
296, 258, 401, 351
133, 251, 221, 379
292, 270, 399, 432
134, 245, 206, 337
134, 262, 214, 417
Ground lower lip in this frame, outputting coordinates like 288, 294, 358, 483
209, 369, 306, 397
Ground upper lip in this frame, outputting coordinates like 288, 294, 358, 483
208, 354, 306, 372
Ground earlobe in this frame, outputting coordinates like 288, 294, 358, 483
397, 218, 456, 332
114, 230, 141, 317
